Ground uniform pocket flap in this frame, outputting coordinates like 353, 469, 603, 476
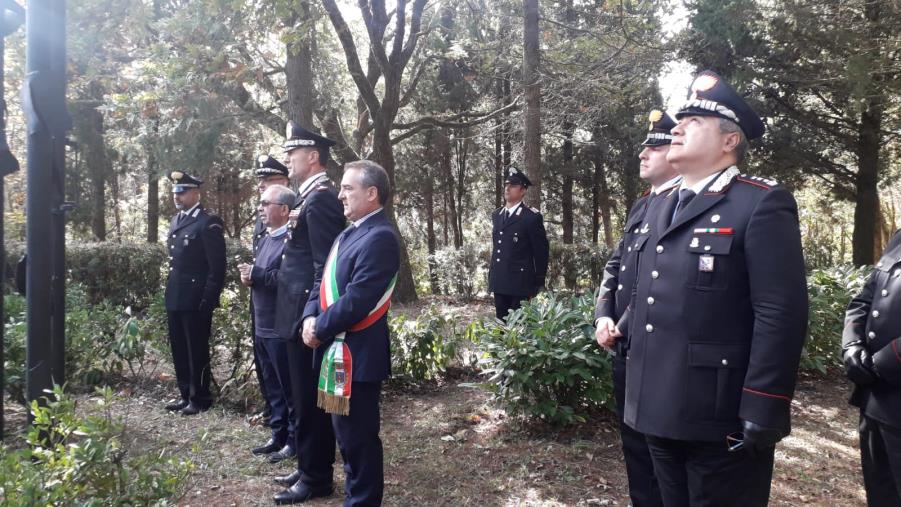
688, 342, 749, 368
688, 235, 733, 255
632, 235, 649, 252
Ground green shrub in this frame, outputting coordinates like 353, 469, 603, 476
429, 243, 488, 300
0, 385, 190, 505
547, 241, 611, 292
478, 292, 614, 424
804, 264, 872, 373
390, 305, 459, 381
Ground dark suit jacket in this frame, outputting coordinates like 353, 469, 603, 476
624, 168, 808, 442
843, 229, 901, 428
304, 210, 400, 383
488, 204, 549, 296
164, 205, 226, 312
274, 179, 345, 341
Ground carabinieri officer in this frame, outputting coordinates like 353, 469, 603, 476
622, 70, 808, 506
164, 171, 226, 416
843, 229, 901, 506
488, 167, 549, 320
594, 109, 681, 507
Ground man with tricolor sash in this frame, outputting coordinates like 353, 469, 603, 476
302, 160, 400, 507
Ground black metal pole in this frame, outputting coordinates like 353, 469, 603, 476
24, 0, 68, 422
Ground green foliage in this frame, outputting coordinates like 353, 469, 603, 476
429, 244, 487, 300
6, 241, 167, 310
804, 264, 873, 373
478, 292, 613, 425
390, 306, 459, 382
4, 284, 161, 402
0, 386, 190, 505
547, 241, 611, 292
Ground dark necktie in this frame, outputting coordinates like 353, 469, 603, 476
177, 212, 185, 225
670, 189, 696, 226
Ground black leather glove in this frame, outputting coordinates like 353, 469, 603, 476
843, 344, 876, 386
741, 419, 785, 458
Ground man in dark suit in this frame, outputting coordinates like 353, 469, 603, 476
239, 184, 297, 459
302, 160, 400, 507
488, 167, 549, 320
250, 155, 291, 426
164, 171, 227, 416
843, 229, 901, 506
594, 109, 680, 507
272, 122, 345, 503
622, 71, 808, 506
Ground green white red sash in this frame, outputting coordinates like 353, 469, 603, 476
317, 236, 397, 415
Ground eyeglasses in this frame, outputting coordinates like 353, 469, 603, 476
259, 200, 288, 207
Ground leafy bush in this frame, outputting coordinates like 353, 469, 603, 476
547, 241, 611, 292
0, 386, 190, 505
390, 305, 459, 381
429, 243, 488, 300
4, 284, 161, 401
804, 264, 872, 373
478, 292, 614, 424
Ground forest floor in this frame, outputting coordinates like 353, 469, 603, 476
2, 300, 867, 506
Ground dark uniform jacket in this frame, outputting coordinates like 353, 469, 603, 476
251, 228, 287, 339
623, 167, 808, 442
488, 204, 550, 297
165, 205, 227, 312
274, 177, 345, 341
843, 229, 901, 428
304, 210, 400, 382
596, 180, 681, 356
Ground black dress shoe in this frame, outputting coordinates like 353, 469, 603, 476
268, 444, 296, 463
252, 438, 284, 456
273, 470, 302, 487
180, 402, 210, 416
273, 481, 333, 505
165, 399, 189, 411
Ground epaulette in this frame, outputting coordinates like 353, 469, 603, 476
316, 183, 330, 192
706, 166, 741, 194
208, 222, 223, 230
529, 206, 541, 215
736, 174, 779, 190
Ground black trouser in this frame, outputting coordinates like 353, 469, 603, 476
255, 336, 295, 445
860, 414, 901, 506
494, 292, 526, 320
644, 434, 774, 507
287, 338, 336, 488
249, 301, 271, 418
332, 381, 383, 507
167, 310, 213, 408
613, 351, 663, 507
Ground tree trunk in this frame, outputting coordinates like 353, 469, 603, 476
598, 160, 614, 250
146, 124, 159, 243
437, 130, 461, 248
561, 123, 574, 244
853, 103, 882, 265
72, 83, 113, 242
852, 0, 886, 266
522, 0, 541, 209
285, 4, 315, 127
425, 173, 440, 295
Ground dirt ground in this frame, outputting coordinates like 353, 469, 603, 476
3, 367, 866, 506
1, 299, 867, 506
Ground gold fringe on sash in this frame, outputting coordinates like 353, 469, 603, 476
318, 390, 351, 416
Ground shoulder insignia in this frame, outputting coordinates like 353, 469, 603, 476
707, 166, 741, 193
208, 223, 223, 230
737, 174, 779, 190
529, 206, 541, 215
316, 184, 330, 192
